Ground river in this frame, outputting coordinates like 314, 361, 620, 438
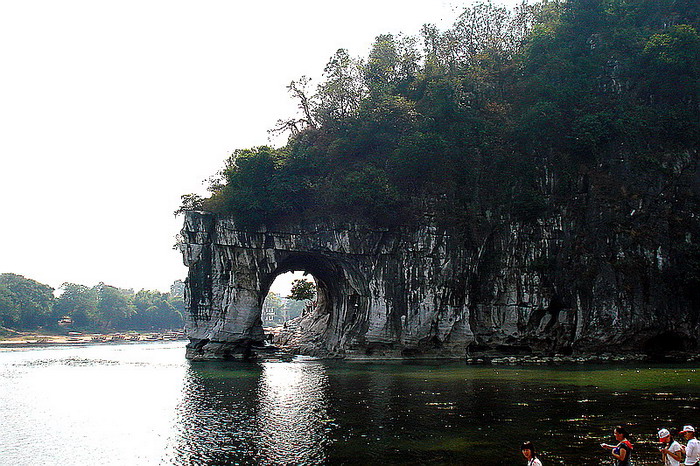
0, 341, 698, 465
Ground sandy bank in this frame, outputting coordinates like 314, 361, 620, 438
0, 330, 186, 349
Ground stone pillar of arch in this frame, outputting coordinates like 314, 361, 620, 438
179, 211, 477, 360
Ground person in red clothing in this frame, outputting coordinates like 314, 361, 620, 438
601, 426, 633, 466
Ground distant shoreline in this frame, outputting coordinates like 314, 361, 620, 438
0, 330, 186, 349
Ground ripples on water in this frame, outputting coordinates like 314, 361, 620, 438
1, 342, 699, 465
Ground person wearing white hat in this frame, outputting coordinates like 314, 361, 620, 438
680, 425, 700, 465
658, 428, 682, 466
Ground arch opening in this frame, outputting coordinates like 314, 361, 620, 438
261, 271, 316, 328
258, 253, 344, 350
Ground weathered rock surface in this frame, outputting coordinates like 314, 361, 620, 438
180, 210, 698, 360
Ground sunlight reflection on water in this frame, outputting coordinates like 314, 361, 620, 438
254, 361, 330, 465
2, 343, 700, 465
0, 342, 187, 465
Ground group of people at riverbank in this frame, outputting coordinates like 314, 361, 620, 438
521, 425, 700, 465
656, 426, 699, 466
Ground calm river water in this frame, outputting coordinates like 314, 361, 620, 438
1, 341, 698, 465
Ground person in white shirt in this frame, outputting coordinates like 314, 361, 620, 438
521, 441, 543, 466
659, 428, 683, 466
681, 425, 700, 465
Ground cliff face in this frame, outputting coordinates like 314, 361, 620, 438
180, 207, 698, 360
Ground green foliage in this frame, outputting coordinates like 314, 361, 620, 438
324, 164, 404, 225
0, 285, 20, 328
130, 289, 183, 330
0, 276, 184, 332
288, 279, 316, 301
0, 273, 54, 329
202, 146, 310, 226
54, 283, 98, 327
96, 283, 134, 328
640, 24, 700, 111
643, 24, 700, 69
182, 0, 699, 249
174, 194, 204, 216
365, 34, 401, 98
316, 49, 365, 125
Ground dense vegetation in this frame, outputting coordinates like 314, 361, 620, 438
176, 0, 699, 303
0, 273, 184, 332
179, 0, 698, 232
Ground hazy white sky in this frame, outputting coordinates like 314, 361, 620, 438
0, 0, 519, 293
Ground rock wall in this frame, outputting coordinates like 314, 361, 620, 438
180, 210, 698, 360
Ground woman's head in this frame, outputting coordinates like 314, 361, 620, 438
614, 426, 628, 441
521, 441, 536, 459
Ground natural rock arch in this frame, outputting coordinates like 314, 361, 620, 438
259, 253, 357, 353
180, 211, 697, 360
260, 253, 343, 320
180, 211, 478, 359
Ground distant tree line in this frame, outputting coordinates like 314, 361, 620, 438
0, 273, 185, 332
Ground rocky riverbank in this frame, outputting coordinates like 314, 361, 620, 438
0, 330, 186, 349
203, 328, 700, 363
467, 352, 700, 364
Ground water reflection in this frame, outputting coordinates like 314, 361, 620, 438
2, 344, 699, 465
255, 361, 330, 464
168, 359, 331, 465
167, 362, 262, 464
